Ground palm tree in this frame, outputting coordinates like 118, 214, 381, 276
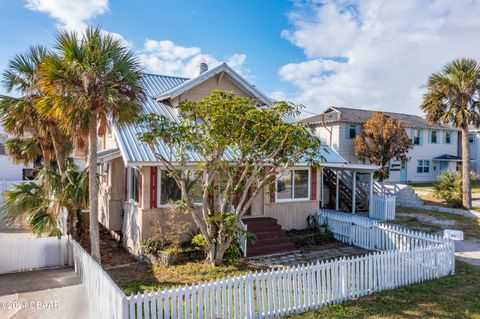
421, 58, 480, 208
0, 165, 88, 237
0, 46, 71, 174
39, 27, 146, 261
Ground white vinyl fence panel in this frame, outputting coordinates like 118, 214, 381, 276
0, 236, 70, 274
370, 195, 396, 221
70, 237, 127, 319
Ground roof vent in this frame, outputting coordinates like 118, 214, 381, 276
199, 62, 208, 75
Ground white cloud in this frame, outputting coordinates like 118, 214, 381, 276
25, 0, 109, 31
139, 39, 248, 78
280, 0, 480, 116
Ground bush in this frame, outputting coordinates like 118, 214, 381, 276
435, 170, 476, 207
191, 233, 243, 265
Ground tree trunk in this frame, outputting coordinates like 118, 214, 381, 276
207, 243, 228, 266
49, 123, 67, 175
461, 124, 472, 208
88, 113, 101, 262
41, 147, 51, 168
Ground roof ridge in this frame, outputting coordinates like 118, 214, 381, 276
332, 106, 426, 118
142, 72, 190, 80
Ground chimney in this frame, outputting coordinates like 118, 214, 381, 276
198, 62, 208, 76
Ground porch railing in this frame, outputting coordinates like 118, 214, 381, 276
370, 195, 396, 221
237, 218, 248, 257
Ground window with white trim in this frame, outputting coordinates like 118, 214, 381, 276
127, 167, 139, 202
276, 169, 310, 201
416, 160, 430, 173
157, 170, 202, 205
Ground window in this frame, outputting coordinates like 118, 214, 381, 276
416, 160, 430, 173
127, 167, 139, 203
413, 129, 420, 145
347, 125, 356, 139
444, 131, 452, 144
158, 170, 202, 205
276, 169, 310, 201
469, 133, 475, 143
431, 130, 437, 144
0, 135, 6, 155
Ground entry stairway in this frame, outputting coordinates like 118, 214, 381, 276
323, 168, 369, 212
242, 217, 297, 257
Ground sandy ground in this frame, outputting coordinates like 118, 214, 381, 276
455, 240, 480, 267
0, 268, 89, 319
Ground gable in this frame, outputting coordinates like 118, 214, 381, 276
170, 74, 251, 107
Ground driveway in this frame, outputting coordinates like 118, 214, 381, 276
0, 267, 89, 319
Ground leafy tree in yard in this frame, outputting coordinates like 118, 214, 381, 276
38, 27, 146, 262
354, 112, 413, 181
139, 90, 323, 266
421, 58, 480, 208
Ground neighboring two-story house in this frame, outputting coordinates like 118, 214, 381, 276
303, 107, 461, 183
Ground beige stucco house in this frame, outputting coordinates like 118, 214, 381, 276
97, 63, 384, 257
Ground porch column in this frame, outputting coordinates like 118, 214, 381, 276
335, 170, 340, 211
320, 167, 324, 208
352, 171, 356, 214
368, 172, 374, 216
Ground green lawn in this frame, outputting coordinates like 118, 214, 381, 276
287, 261, 480, 319
410, 179, 480, 194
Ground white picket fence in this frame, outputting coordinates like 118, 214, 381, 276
70, 237, 127, 319
370, 195, 396, 220
124, 243, 453, 319
0, 236, 71, 274
0, 214, 455, 319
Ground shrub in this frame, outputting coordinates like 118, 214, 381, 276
435, 170, 476, 207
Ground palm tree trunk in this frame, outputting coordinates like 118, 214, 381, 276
41, 147, 52, 168
461, 124, 472, 208
49, 123, 67, 175
88, 112, 101, 262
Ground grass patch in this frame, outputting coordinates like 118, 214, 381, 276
108, 260, 266, 295
394, 207, 480, 239
287, 261, 480, 319
410, 179, 480, 194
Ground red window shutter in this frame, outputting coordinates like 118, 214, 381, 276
138, 171, 143, 208
311, 167, 317, 200
270, 180, 276, 203
150, 167, 157, 209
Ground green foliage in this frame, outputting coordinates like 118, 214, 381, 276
0, 165, 88, 236
434, 170, 476, 207
138, 90, 323, 265
142, 239, 163, 255
191, 233, 207, 249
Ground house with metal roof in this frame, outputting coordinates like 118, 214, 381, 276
97, 64, 389, 257
303, 106, 461, 183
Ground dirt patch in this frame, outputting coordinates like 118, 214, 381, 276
397, 213, 457, 228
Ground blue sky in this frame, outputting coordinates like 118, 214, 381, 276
2, 1, 480, 116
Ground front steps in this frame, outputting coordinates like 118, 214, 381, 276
243, 217, 297, 257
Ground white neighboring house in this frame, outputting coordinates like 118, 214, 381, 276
303, 107, 461, 183
468, 125, 480, 175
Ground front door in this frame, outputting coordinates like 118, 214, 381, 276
439, 161, 449, 172
400, 163, 407, 183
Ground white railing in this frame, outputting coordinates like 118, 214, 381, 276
370, 195, 396, 221
237, 218, 248, 257
0, 236, 71, 274
318, 210, 449, 251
